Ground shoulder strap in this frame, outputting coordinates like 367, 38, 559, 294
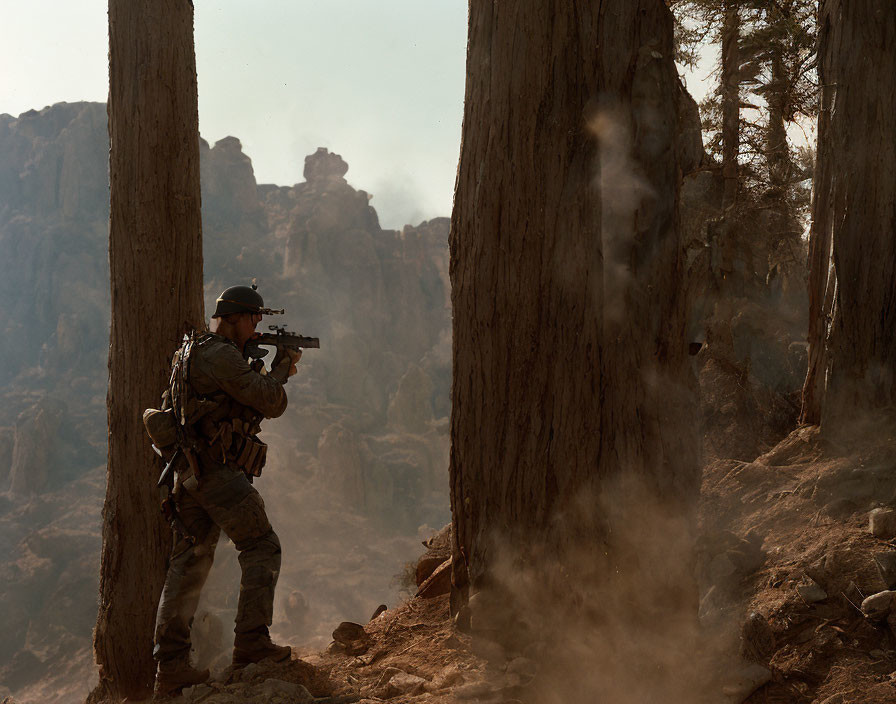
169, 330, 206, 429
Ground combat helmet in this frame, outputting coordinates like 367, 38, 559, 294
212, 284, 283, 318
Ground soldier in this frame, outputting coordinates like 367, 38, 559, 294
151, 285, 301, 696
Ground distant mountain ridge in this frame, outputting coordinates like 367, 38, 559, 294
0, 101, 451, 702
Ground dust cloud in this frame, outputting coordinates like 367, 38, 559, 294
465, 476, 755, 704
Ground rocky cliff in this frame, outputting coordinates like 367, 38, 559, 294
0, 102, 450, 702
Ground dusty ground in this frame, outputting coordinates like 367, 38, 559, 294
701, 426, 896, 703
145, 424, 896, 704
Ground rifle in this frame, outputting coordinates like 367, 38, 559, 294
245, 324, 320, 361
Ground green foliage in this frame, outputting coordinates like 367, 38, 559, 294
673, 0, 818, 224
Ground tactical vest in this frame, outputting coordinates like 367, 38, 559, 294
143, 331, 268, 478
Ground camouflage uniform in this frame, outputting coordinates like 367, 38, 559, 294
153, 332, 288, 664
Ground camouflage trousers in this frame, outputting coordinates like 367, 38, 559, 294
153, 456, 281, 662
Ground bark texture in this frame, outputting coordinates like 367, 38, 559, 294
801, 0, 896, 426
450, 0, 697, 624
92, 1, 204, 699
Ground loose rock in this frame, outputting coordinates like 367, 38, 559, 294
870, 508, 896, 539
861, 590, 896, 619
332, 622, 369, 655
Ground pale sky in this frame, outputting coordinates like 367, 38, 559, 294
3, 2, 724, 230
1, 1, 468, 229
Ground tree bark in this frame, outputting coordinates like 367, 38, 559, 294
91, 1, 204, 699
801, 0, 896, 427
449, 0, 698, 685
721, 0, 741, 207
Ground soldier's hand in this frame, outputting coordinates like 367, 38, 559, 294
284, 348, 301, 377
271, 346, 302, 381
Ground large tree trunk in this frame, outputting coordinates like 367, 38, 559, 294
449, 1, 698, 696
801, 0, 896, 427
91, 1, 204, 699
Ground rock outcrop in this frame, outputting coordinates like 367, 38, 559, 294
0, 102, 451, 703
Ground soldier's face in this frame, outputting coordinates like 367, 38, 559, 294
235, 313, 262, 348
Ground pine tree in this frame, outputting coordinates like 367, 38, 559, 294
673, 0, 816, 284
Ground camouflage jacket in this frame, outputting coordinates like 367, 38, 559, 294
189, 332, 287, 420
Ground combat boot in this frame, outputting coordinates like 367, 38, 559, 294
232, 627, 291, 666
155, 657, 210, 697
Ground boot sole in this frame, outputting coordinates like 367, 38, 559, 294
232, 646, 291, 667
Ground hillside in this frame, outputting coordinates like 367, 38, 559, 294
0, 102, 451, 703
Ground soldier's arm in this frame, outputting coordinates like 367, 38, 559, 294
197, 342, 288, 419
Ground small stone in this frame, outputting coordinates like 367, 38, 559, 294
369, 604, 388, 620
861, 590, 896, 619
870, 508, 896, 538
333, 621, 366, 644
796, 579, 827, 604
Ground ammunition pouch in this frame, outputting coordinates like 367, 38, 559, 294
199, 416, 267, 478
232, 434, 268, 478
143, 408, 178, 451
